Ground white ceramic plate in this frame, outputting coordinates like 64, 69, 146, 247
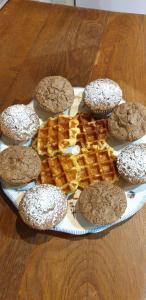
1, 87, 146, 235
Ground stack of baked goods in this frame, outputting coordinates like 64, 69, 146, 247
0, 76, 146, 232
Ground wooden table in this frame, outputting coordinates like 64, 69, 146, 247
0, 1, 146, 299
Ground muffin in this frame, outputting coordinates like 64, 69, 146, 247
0, 146, 41, 185
35, 76, 74, 113
19, 184, 67, 230
0, 104, 40, 141
108, 102, 146, 141
117, 144, 146, 184
78, 182, 127, 225
83, 78, 122, 116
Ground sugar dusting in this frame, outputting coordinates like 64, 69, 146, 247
23, 185, 67, 226
84, 79, 122, 107
0, 104, 39, 140
117, 144, 146, 178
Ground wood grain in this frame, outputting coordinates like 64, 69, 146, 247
90, 13, 146, 104
0, 1, 146, 299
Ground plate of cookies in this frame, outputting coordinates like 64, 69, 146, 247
0, 76, 146, 235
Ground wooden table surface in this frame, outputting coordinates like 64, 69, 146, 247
0, 1, 146, 299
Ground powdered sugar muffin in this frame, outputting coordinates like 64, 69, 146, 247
19, 184, 67, 230
0, 104, 40, 141
83, 79, 122, 116
117, 144, 146, 184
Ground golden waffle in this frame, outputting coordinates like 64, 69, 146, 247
33, 115, 79, 156
76, 113, 108, 148
76, 144, 118, 189
40, 153, 80, 194
32, 121, 48, 156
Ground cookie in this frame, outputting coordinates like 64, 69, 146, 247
19, 184, 67, 230
117, 144, 146, 184
35, 76, 74, 113
0, 146, 41, 185
83, 79, 122, 115
0, 104, 40, 141
78, 182, 127, 225
108, 102, 146, 141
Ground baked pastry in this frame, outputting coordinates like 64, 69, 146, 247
78, 182, 127, 225
0, 104, 40, 141
0, 146, 41, 185
40, 153, 79, 194
33, 114, 79, 157
33, 112, 108, 157
40, 141, 118, 193
35, 76, 74, 113
108, 102, 146, 141
19, 184, 67, 230
76, 143, 118, 189
76, 113, 108, 148
117, 144, 146, 184
83, 79, 122, 115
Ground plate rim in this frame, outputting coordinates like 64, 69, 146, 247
1, 87, 146, 235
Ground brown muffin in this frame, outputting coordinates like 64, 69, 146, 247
117, 144, 146, 184
108, 102, 146, 141
35, 76, 74, 113
0, 104, 40, 141
19, 184, 67, 230
78, 182, 127, 225
83, 79, 122, 115
0, 146, 41, 185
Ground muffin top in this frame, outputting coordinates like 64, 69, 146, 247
35, 76, 74, 113
0, 146, 41, 185
78, 182, 127, 225
83, 79, 122, 112
19, 184, 67, 230
117, 144, 146, 181
0, 104, 40, 141
108, 102, 146, 141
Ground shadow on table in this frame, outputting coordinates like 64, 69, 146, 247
0, 187, 50, 244
0, 186, 16, 213
0, 186, 132, 245
15, 216, 132, 245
